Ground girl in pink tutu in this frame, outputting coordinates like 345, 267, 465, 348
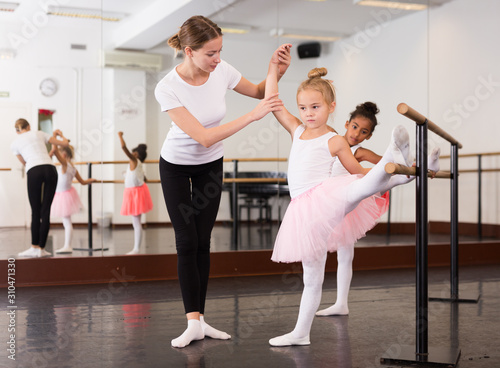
118, 131, 153, 255
265, 50, 439, 346
50, 145, 96, 253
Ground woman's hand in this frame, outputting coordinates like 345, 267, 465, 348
249, 93, 283, 121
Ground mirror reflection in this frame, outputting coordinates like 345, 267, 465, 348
2, 0, 475, 260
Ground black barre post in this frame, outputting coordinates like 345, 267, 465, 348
74, 162, 108, 253
232, 159, 239, 249
415, 120, 429, 357
477, 154, 482, 239
450, 144, 459, 300
88, 162, 93, 250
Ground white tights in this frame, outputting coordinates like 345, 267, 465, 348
316, 247, 354, 316
269, 253, 327, 346
56, 217, 73, 253
127, 215, 142, 255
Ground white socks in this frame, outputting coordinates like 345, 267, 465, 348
270, 253, 326, 347
200, 316, 231, 340
171, 316, 231, 348
316, 246, 354, 316
171, 319, 204, 348
346, 125, 411, 213
127, 215, 142, 255
56, 216, 73, 253
428, 147, 441, 173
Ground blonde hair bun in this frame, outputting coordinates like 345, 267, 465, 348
308, 67, 328, 79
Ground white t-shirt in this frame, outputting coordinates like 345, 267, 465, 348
287, 125, 336, 199
155, 59, 242, 165
10, 130, 53, 173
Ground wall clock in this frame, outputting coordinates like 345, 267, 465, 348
40, 78, 58, 97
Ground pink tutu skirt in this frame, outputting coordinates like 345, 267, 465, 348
51, 187, 83, 218
120, 183, 153, 216
271, 176, 389, 263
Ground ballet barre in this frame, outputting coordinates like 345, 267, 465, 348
443, 151, 500, 239
381, 104, 464, 368
70, 157, 287, 251
384, 163, 452, 179
0, 168, 11, 171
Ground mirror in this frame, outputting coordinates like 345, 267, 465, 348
1, 0, 438, 259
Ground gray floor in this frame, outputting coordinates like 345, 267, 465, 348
0, 264, 499, 367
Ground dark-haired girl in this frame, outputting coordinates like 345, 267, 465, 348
118, 131, 153, 255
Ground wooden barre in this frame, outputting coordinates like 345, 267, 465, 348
441, 151, 500, 159
0, 168, 11, 171
223, 178, 287, 183
66, 158, 287, 166
385, 163, 452, 179
91, 178, 287, 184
397, 103, 463, 149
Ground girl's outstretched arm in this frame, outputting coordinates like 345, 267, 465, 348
265, 45, 301, 137
117, 132, 137, 170
354, 147, 382, 165
75, 170, 97, 185
330, 135, 370, 175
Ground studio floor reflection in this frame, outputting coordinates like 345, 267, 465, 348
0, 224, 494, 258
1, 264, 499, 367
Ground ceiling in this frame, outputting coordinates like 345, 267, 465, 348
3, 0, 454, 53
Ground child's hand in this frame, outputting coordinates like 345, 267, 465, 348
53, 129, 62, 137
277, 44, 292, 77
250, 93, 283, 121
88, 178, 98, 184
118, 131, 123, 137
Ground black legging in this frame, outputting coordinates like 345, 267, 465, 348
27, 165, 58, 248
159, 156, 223, 314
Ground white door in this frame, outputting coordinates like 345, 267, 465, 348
0, 102, 32, 227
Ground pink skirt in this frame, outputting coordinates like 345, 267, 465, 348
271, 176, 389, 263
120, 183, 153, 216
51, 187, 83, 218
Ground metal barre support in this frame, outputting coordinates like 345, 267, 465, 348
381, 113, 462, 367
415, 120, 429, 356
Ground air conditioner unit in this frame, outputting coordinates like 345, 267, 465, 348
102, 50, 163, 71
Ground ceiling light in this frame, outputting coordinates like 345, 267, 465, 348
0, 1, 19, 12
270, 28, 341, 42
220, 24, 251, 34
354, 0, 428, 11
281, 33, 341, 42
221, 27, 249, 34
46, 5, 126, 22
0, 48, 16, 59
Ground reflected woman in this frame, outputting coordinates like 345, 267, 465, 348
11, 119, 69, 258
155, 15, 291, 348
